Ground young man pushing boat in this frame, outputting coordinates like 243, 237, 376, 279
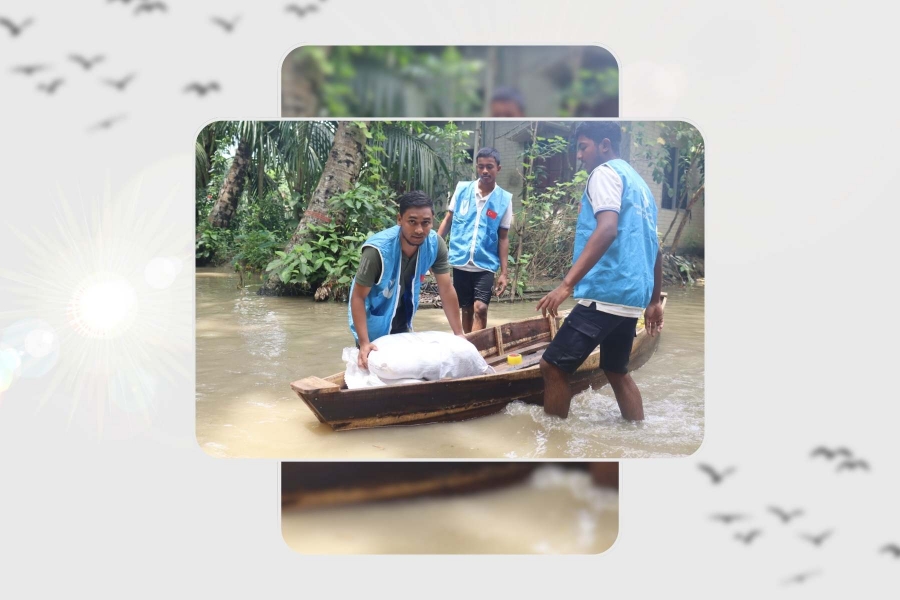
436, 147, 513, 333
349, 191, 464, 370
536, 122, 665, 421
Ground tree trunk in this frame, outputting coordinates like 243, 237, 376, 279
207, 137, 252, 228
257, 149, 264, 200
258, 121, 369, 296
668, 184, 704, 256
281, 50, 324, 117
509, 122, 538, 301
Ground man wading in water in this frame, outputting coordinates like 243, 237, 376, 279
536, 121, 665, 421
348, 191, 464, 370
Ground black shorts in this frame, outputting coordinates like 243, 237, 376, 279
542, 303, 637, 375
452, 268, 495, 308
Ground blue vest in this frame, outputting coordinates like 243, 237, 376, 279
447, 180, 511, 272
573, 159, 659, 309
348, 226, 439, 343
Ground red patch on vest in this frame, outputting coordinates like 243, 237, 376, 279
486, 209, 498, 219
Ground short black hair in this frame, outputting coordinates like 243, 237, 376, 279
574, 121, 622, 154
397, 190, 434, 216
490, 86, 526, 113
475, 147, 501, 166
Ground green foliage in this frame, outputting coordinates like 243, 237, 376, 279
508, 127, 575, 296
367, 121, 451, 200
307, 46, 485, 117
289, 46, 619, 118
559, 67, 619, 117
264, 181, 396, 300
519, 170, 587, 282
232, 229, 282, 273
629, 122, 705, 208
195, 225, 235, 266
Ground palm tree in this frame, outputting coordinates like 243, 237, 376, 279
199, 121, 336, 229
258, 121, 369, 296
255, 121, 457, 296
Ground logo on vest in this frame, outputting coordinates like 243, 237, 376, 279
459, 192, 471, 216
486, 209, 497, 219
382, 280, 394, 298
636, 187, 655, 224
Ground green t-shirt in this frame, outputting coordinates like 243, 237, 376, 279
355, 236, 450, 333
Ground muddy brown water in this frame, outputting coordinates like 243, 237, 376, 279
196, 268, 704, 458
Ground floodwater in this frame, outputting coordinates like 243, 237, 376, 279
196, 267, 704, 458
281, 464, 618, 554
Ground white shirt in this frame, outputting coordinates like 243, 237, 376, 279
447, 181, 513, 272
577, 164, 644, 318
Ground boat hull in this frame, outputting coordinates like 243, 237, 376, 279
291, 306, 663, 431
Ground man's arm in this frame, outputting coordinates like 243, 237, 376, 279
535, 211, 618, 317
434, 272, 464, 336
496, 227, 510, 296
436, 211, 453, 239
645, 249, 664, 337
350, 283, 378, 369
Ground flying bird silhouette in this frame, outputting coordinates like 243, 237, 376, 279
836, 459, 870, 472
135, 2, 167, 15
37, 78, 64, 94
879, 543, 900, 558
734, 529, 762, 545
69, 54, 105, 70
88, 114, 127, 132
211, 16, 239, 32
184, 81, 220, 96
12, 64, 49, 76
810, 446, 853, 460
0, 16, 33, 37
799, 530, 834, 547
782, 570, 820, 586
285, 3, 319, 17
710, 513, 747, 525
768, 506, 804, 524
103, 73, 136, 91
698, 463, 736, 485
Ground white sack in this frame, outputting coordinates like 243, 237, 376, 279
342, 331, 495, 389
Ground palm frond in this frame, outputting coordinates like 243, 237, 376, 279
379, 124, 449, 199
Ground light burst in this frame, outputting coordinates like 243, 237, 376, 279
0, 174, 192, 439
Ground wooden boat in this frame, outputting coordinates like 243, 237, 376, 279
281, 462, 618, 509
291, 294, 667, 431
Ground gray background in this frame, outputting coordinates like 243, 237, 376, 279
1, 0, 897, 597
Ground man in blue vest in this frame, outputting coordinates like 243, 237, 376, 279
536, 122, 665, 421
436, 147, 513, 333
349, 191, 464, 370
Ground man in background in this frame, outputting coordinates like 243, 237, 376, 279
489, 86, 526, 117
437, 148, 512, 333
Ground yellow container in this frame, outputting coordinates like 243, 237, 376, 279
507, 353, 522, 365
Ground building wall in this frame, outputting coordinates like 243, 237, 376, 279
622, 122, 705, 254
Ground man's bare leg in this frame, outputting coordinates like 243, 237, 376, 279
461, 307, 474, 333
541, 359, 573, 418
605, 371, 644, 421
472, 300, 489, 331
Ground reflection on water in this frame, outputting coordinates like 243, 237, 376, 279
281, 465, 618, 554
196, 267, 704, 458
